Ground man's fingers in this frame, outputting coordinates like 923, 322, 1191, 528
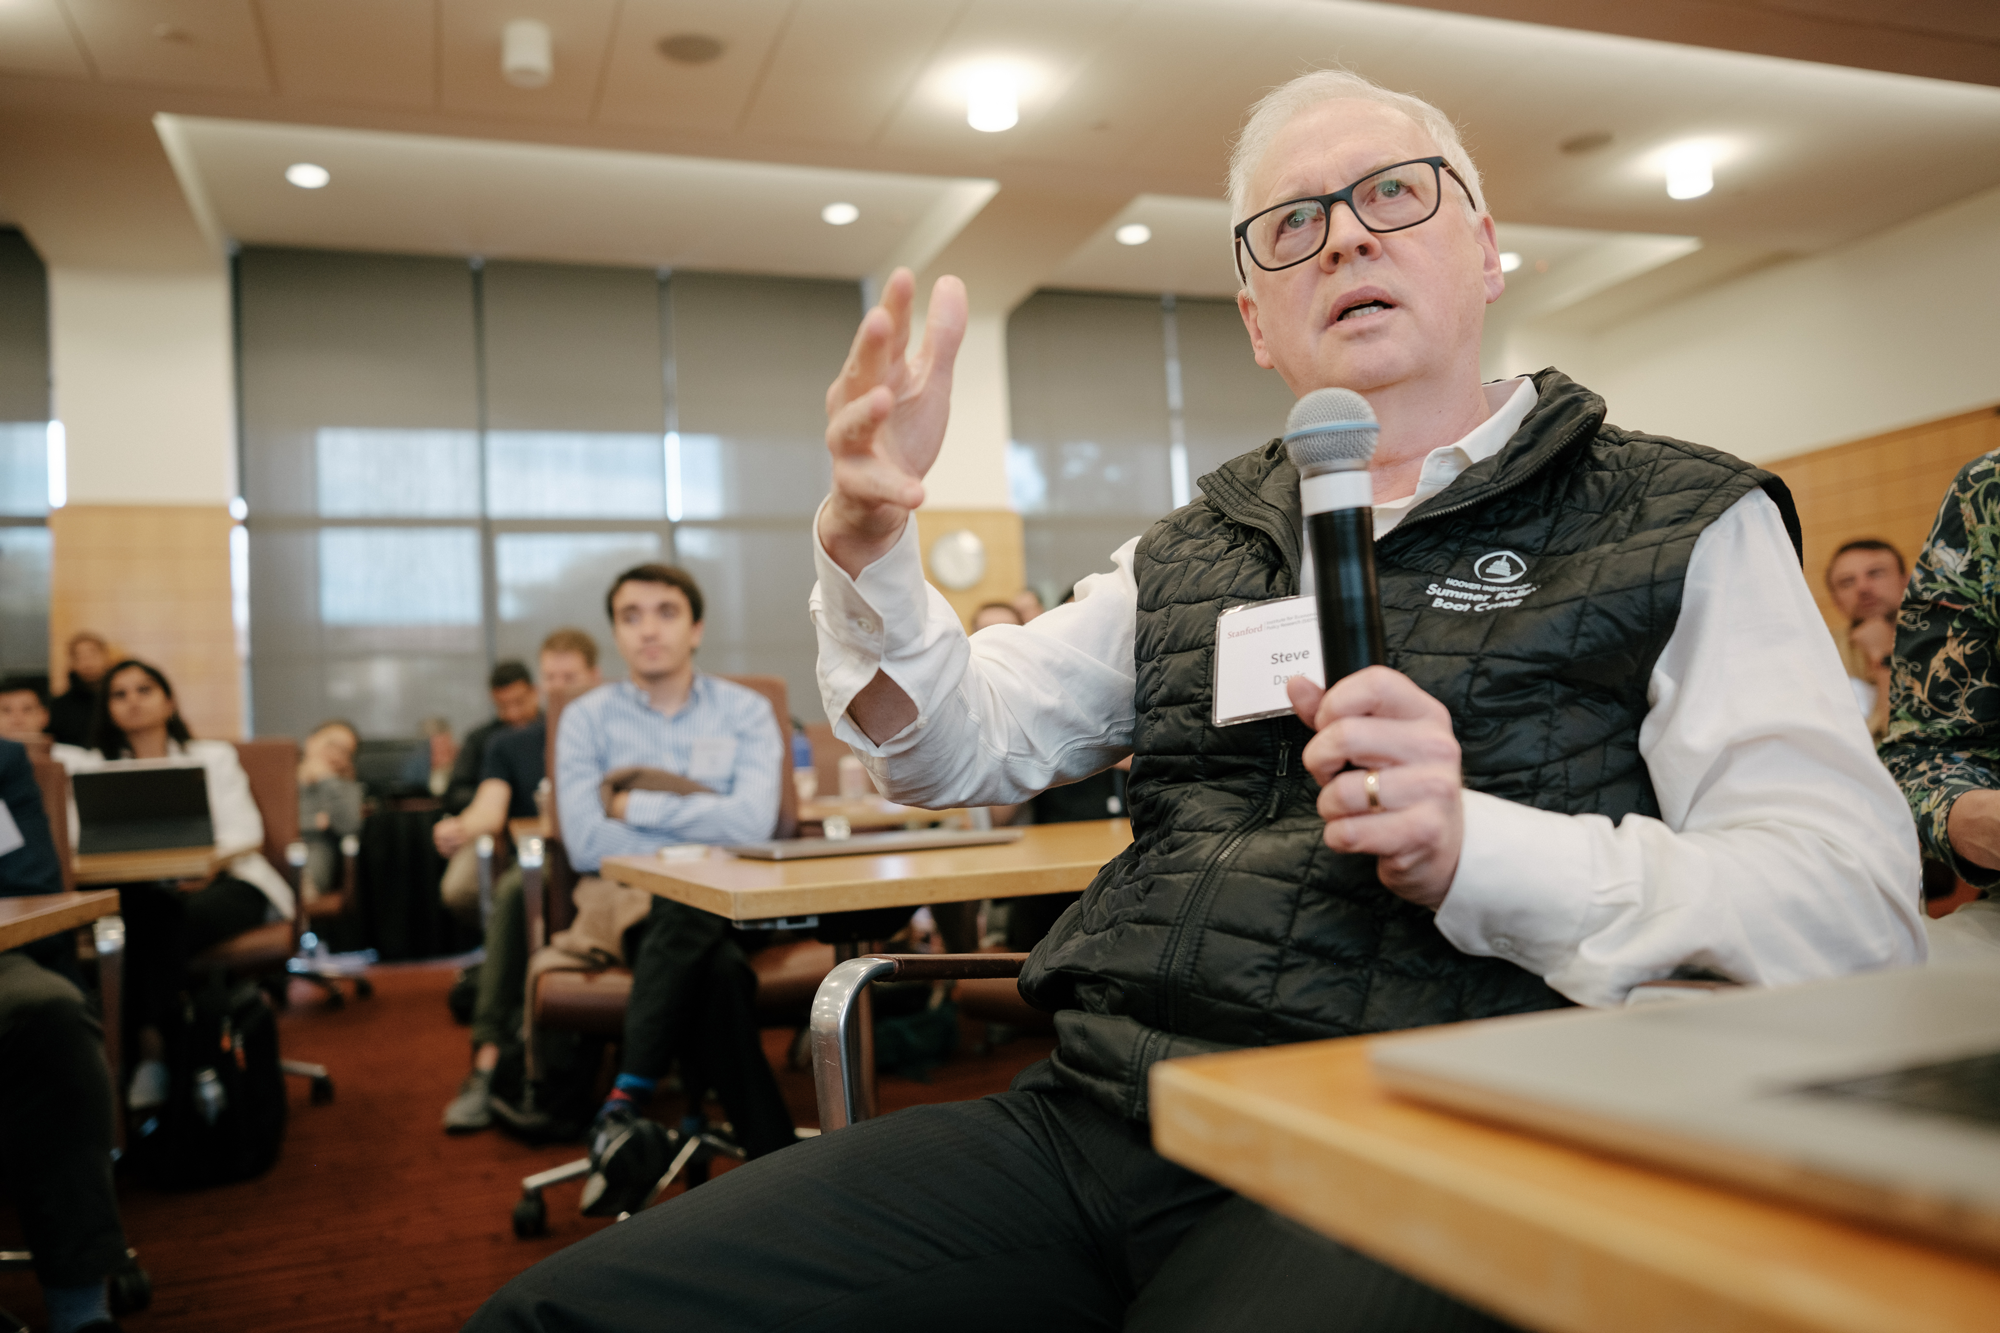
827, 269, 914, 415
915, 275, 968, 386
1301, 715, 1459, 785
831, 454, 924, 512
827, 387, 892, 458
1287, 674, 1325, 724
1317, 764, 1457, 821
1319, 803, 1448, 861
1313, 665, 1449, 730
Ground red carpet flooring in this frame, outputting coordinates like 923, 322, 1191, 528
0, 961, 1055, 1332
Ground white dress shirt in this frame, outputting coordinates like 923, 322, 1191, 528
809, 381, 1926, 1007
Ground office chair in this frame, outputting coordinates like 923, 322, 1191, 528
507, 678, 849, 1238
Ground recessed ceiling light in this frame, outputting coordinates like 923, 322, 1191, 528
1662, 143, 1714, 200
965, 66, 1019, 133
821, 202, 860, 226
1498, 251, 1522, 273
285, 162, 330, 189
658, 33, 725, 64
1114, 223, 1151, 246
1559, 131, 1612, 155
502, 18, 553, 88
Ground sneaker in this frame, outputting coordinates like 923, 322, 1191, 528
440, 1068, 494, 1134
579, 1103, 673, 1217
126, 1060, 169, 1112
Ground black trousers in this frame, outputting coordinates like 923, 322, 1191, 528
0, 952, 129, 1288
618, 897, 795, 1157
117, 876, 270, 1049
465, 1086, 1514, 1333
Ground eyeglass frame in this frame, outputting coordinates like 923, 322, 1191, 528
1231, 155, 1478, 283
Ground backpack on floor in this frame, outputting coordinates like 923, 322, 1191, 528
128, 972, 289, 1189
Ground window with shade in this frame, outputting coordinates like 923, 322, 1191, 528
1006, 290, 1295, 607
237, 250, 855, 738
0, 229, 51, 678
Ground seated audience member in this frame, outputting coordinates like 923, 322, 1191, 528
1010, 587, 1045, 624
296, 719, 363, 901
442, 663, 539, 812
1882, 454, 2000, 925
0, 737, 132, 1333
970, 601, 1022, 631
437, 628, 602, 1133
1825, 538, 1906, 739
0, 676, 51, 743
56, 661, 295, 1111
544, 564, 787, 1215
46, 632, 109, 748
472, 70, 1922, 1331
399, 716, 459, 800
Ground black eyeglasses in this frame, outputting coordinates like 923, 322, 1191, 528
1232, 156, 1476, 281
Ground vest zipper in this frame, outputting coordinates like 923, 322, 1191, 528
1386, 411, 1597, 537
1161, 741, 1291, 1034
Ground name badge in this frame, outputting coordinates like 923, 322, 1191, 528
688, 736, 738, 785
1213, 596, 1324, 726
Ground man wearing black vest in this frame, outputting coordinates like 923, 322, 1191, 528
468, 69, 1922, 1333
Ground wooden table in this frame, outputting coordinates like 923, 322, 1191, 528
0, 890, 120, 952
798, 796, 967, 832
73, 843, 255, 886
1149, 1035, 2000, 1333
601, 818, 1131, 923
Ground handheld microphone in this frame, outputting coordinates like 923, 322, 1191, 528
1283, 388, 1384, 684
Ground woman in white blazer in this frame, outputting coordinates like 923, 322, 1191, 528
56, 659, 294, 1111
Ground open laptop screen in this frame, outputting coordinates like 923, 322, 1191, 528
72, 766, 214, 855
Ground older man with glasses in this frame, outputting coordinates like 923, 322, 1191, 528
467, 68, 1921, 1333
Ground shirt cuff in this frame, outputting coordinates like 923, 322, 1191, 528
1434, 789, 1597, 977
1938, 786, 2000, 890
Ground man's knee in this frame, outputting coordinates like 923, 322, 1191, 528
0, 955, 94, 1047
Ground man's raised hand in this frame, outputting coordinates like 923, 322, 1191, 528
820, 269, 968, 577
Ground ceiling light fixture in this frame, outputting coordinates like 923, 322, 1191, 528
821, 202, 860, 226
502, 19, 553, 89
965, 66, 1019, 133
658, 33, 725, 64
1498, 251, 1522, 273
285, 162, 330, 189
1114, 223, 1151, 246
1662, 143, 1714, 200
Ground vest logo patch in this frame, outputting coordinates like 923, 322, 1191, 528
1425, 551, 1539, 614
1473, 550, 1528, 584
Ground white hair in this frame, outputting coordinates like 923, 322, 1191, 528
1226, 69, 1486, 228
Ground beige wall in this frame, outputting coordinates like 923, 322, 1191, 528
1507, 184, 2000, 465
923, 310, 1013, 511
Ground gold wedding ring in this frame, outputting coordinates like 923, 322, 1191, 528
1363, 769, 1383, 812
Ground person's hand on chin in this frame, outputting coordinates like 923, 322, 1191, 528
1286, 667, 1464, 908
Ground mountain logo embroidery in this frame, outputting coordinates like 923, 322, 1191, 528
1473, 550, 1528, 584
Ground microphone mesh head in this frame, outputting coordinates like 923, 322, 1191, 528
1283, 388, 1378, 474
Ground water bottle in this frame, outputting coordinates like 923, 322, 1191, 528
194, 1067, 227, 1125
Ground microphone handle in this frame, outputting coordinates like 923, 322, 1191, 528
1306, 506, 1386, 682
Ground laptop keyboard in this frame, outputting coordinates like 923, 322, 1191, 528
1798, 1049, 2000, 1129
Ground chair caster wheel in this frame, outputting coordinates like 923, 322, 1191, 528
512, 1196, 548, 1238
109, 1263, 153, 1315
354, 977, 375, 999
310, 1076, 335, 1106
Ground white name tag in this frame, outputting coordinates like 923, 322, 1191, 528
1213, 596, 1324, 726
0, 799, 22, 857
688, 736, 737, 785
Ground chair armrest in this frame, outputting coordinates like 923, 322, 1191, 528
518, 836, 546, 953
810, 953, 1030, 1131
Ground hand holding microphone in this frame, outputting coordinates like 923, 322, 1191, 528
1281, 388, 1464, 907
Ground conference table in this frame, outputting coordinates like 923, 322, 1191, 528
1148, 1034, 2000, 1333
599, 818, 1132, 924
0, 889, 120, 952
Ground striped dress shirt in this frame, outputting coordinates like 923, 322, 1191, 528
555, 675, 783, 872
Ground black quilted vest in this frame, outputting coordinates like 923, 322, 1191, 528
1016, 369, 1797, 1121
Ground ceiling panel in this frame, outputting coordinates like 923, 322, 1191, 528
168, 115, 992, 279
594, 0, 792, 134
257, 0, 436, 110
0, 0, 91, 79
1044, 194, 1240, 298
60, 0, 272, 92
739, 0, 964, 146
437, 0, 618, 124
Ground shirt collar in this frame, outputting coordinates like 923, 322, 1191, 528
1372, 376, 1538, 526
617, 673, 707, 718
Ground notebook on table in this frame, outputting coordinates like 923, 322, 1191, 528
1369, 963, 2000, 1257
727, 828, 1025, 861
71, 765, 214, 855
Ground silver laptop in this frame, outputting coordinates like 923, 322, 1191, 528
1370, 964, 2000, 1256
728, 828, 1024, 861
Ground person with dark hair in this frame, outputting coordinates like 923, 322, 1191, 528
1825, 538, 1907, 739
442, 660, 541, 813
0, 676, 51, 743
970, 601, 1023, 631
53, 660, 294, 1111
0, 736, 132, 1333
539, 564, 789, 1214
46, 632, 109, 748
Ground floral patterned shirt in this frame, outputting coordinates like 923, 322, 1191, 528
1882, 449, 2000, 888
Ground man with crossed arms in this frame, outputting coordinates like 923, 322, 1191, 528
471, 68, 1920, 1332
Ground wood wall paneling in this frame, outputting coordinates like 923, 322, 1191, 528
1761, 404, 2000, 634
47, 503, 242, 740
914, 508, 1026, 631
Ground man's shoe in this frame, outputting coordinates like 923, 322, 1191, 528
579, 1103, 673, 1217
441, 1068, 494, 1134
